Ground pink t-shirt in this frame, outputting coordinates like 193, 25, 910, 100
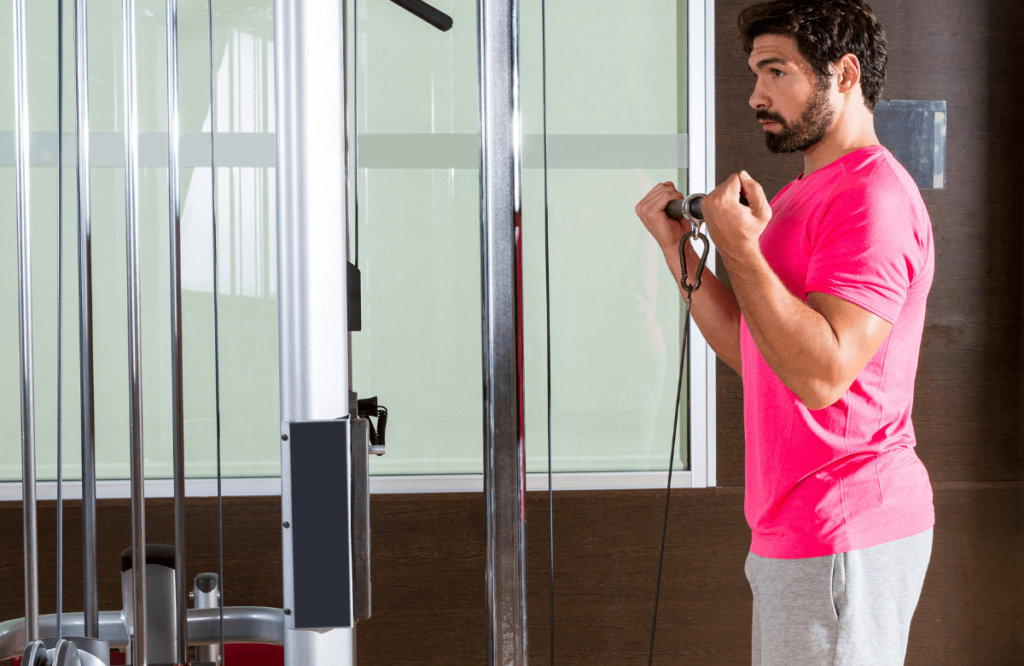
741, 145, 935, 559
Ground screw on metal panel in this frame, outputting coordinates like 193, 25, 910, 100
283, 521, 290, 528
282, 434, 288, 441
284, 608, 292, 615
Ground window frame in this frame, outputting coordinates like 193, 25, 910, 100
0, 0, 717, 502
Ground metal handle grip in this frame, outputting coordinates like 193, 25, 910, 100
665, 193, 706, 222
388, 0, 453, 31
665, 191, 750, 222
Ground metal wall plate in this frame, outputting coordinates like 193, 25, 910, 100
875, 100, 946, 190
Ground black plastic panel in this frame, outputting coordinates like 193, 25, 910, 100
289, 420, 352, 629
347, 262, 361, 332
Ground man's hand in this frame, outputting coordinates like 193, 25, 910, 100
635, 181, 689, 252
635, 180, 745, 375
701, 171, 772, 265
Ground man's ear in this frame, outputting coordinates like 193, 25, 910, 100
837, 53, 861, 94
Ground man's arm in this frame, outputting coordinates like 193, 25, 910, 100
635, 182, 744, 374
701, 172, 893, 410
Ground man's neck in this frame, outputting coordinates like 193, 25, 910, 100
802, 107, 880, 177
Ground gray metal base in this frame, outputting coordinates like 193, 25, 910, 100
0, 607, 284, 662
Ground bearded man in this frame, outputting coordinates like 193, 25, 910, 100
635, 1, 935, 664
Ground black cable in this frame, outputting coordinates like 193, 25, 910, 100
206, 1, 226, 661
56, 0, 65, 642
647, 297, 692, 666
540, 0, 554, 661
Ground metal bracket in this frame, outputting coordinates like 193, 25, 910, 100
351, 415, 372, 621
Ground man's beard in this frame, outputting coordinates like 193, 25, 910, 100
757, 80, 835, 154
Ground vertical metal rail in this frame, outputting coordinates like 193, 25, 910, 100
539, 0, 555, 661
13, 0, 40, 644
121, 0, 148, 663
56, 0, 66, 642
477, 0, 527, 663
352, 0, 359, 270
205, 0, 226, 660
74, 0, 100, 638
275, 0, 354, 662
165, 0, 187, 661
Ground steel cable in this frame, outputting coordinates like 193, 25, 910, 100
354, 0, 360, 269
206, 1, 226, 660
646, 298, 691, 666
56, 0, 65, 642
539, 0, 555, 662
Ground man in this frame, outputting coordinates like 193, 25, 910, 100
635, 1, 934, 664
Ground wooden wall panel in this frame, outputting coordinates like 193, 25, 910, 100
1, 488, 1022, 664
715, 0, 1024, 487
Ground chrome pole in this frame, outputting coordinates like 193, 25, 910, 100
121, 0, 148, 662
13, 0, 40, 643
74, 0, 100, 638
165, 0, 187, 661
478, 0, 527, 663
56, 0, 66, 642
275, 0, 354, 662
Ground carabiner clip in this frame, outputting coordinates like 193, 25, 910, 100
679, 230, 709, 295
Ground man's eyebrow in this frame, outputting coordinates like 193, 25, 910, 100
750, 57, 790, 71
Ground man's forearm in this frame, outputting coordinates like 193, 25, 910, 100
725, 250, 843, 409
661, 239, 743, 374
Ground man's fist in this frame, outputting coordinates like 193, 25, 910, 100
700, 171, 772, 263
635, 181, 690, 252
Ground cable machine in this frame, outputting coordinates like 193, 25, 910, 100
1, 0, 717, 664
0, 0, 526, 664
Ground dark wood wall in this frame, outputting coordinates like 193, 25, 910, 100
3, 1, 1023, 664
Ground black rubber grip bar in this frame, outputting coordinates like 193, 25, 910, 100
389, 0, 454, 31
665, 195, 705, 221
665, 192, 748, 221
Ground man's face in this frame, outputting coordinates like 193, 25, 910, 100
747, 34, 836, 154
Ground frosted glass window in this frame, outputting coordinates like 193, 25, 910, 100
0, 0, 691, 483
352, 0, 483, 476
0, 0, 278, 481
519, 0, 690, 473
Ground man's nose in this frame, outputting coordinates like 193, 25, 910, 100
749, 79, 769, 110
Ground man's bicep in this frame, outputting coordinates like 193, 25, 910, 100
807, 291, 893, 381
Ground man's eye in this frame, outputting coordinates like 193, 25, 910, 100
772, 69, 784, 78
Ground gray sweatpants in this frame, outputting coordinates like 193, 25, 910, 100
745, 528, 932, 666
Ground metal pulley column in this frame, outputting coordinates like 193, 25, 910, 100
13, 0, 40, 643
165, 0, 188, 661
73, 0, 101, 638
478, 0, 528, 664
120, 0, 149, 662
274, 0, 355, 663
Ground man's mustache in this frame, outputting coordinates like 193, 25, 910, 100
756, 110, 787, 126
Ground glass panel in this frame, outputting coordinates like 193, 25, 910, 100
353, 0, 483, 476
0, 0, 278, 482
182, 2, 279, 479
0, 0, 693, 483
520, 0, 690, 473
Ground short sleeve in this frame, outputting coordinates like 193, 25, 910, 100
804, 180, 919, 324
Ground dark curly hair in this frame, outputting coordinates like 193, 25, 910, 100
737, 0, 887, 111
